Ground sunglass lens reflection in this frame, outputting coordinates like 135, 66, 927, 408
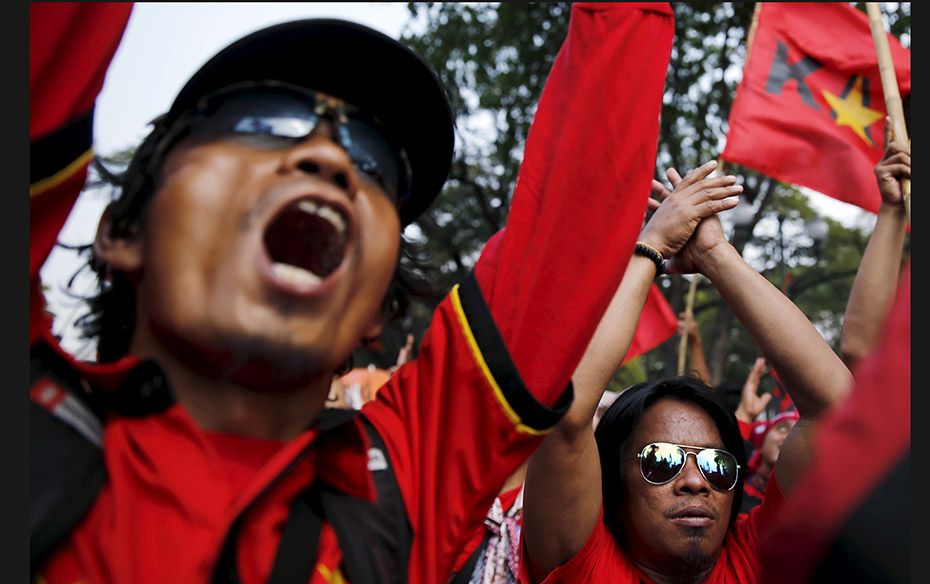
641, 443, 685, 484
697, 450, 738, 491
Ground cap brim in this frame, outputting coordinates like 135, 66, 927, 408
167, 19, 454, 225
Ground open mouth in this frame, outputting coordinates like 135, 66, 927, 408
263, 198, 349, 288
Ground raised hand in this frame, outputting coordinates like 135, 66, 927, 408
642, 161, 742, 275
875, 117, 910, 206
734, 357, 771, 423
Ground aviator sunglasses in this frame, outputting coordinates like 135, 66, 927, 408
636, 442, 740, 492
177, 81, 412, 204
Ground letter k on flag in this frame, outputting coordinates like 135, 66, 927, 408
722, 3, 909, 213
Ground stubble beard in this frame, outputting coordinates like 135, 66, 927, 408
153, 320, 333, 393
675, 528, 718, 579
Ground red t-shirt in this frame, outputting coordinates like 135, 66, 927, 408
528, 475, 785, 584
31, 3, 675, 583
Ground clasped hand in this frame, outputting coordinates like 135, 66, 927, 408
639, 160, 742, 275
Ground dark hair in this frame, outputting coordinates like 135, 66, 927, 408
715, 381, 744, 415
593, 376, 747, 543
76, 120, 442, 362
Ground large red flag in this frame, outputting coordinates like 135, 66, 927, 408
722, 3, 910, 213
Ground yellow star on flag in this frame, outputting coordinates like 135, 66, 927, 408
822, 76, 884, 147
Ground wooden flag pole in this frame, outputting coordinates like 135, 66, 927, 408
676, 276, 700, 376
866, 3, 910, 224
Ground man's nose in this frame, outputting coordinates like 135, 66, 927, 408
675, 453, 711, 494
279, 119, 358, 197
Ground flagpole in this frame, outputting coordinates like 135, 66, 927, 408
865, 3, 910, 224
676, 275, 700, 376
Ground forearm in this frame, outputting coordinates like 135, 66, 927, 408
701, 244, 851, 418
688, 332, 712, 383
841, 202, 907, 365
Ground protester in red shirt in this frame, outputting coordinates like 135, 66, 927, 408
520, 161, 853, 584
30, 3, 675, 583
741, 409, 799, 514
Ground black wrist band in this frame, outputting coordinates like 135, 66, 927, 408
634, 242, 667, 276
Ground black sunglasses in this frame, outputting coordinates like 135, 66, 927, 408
636, 442, 740, 492
174, 81, 412, 204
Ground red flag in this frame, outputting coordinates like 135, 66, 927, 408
722, 3, 910, 212
622, 284, 677, 364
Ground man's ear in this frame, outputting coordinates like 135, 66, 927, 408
93, 208, 143, 272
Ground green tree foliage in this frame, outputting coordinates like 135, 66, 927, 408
366, 2, 910, 397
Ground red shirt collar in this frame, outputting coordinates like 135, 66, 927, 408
38, 332, 376, 502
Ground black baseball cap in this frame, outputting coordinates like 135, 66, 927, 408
164, 19, 455, 225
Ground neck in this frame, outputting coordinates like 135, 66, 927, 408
129, 328, 332, 441
635, 560, 716, 584
170, 361, 329, 440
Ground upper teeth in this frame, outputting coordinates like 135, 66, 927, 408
298, 200, 346, 235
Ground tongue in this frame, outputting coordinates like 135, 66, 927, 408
264, 204, 345, 278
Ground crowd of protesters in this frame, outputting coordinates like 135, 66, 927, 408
30, 2, 908, 583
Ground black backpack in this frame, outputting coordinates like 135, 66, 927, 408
30, 343, 412, 584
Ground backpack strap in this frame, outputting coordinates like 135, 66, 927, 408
265, 487, 324, 584
319, 415, 412, 584
29, 343, 107, 574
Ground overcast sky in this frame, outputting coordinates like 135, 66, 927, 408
93, 3, 414, 154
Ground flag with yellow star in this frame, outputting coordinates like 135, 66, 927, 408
721, 2, 909, 212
